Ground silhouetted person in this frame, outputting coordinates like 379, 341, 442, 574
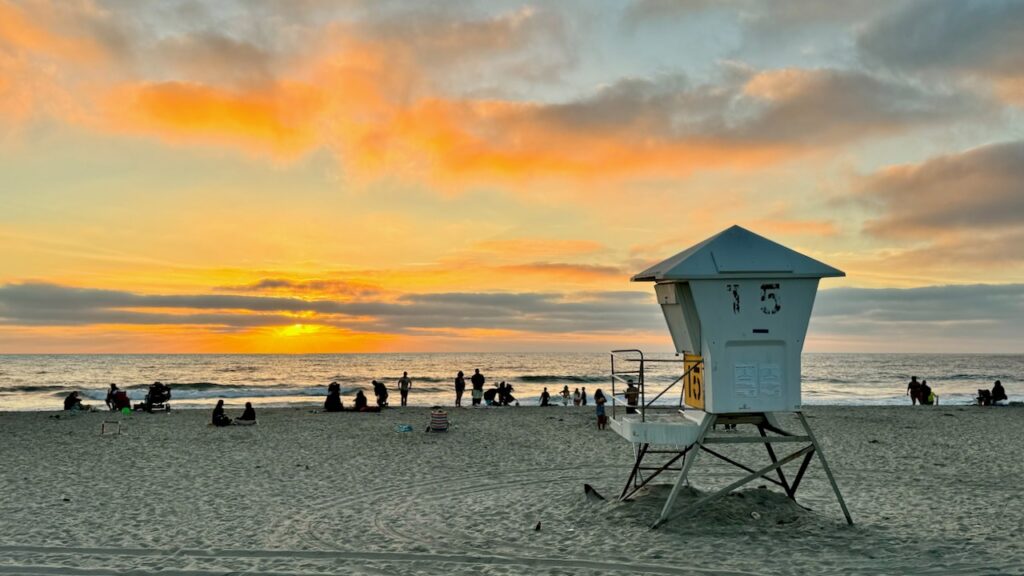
212, 399, 232, 426
324, 381, 343, 412
594, 389, 607, 430
560, 385, 571, 406
625, 380, 640, 414
454, 371, 466, 407
63, 391, 86, 411
483, 387, 499, 406
145, 381, 171, 412
920, 380, 935, 405
500, 382, 515, 406
471, 369, 485, 406
398, 371, 412, 407
573, 388, 581, 406
540, 387, 550, 407
992, 380, 1008, 404
373, 380, 389, 408
238, 402, 256, 422
354, 390, 368, 411
581, 387, 588, 406
105, 384, 118, 411
907, 376, 922, 405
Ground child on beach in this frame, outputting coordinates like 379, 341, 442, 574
594, 389, 607, 430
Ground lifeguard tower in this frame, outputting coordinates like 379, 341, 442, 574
608, 225, 852, 527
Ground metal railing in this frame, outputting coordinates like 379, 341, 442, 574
610, 349, 702, 422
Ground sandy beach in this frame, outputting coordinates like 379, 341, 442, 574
0, 405, 1021, 575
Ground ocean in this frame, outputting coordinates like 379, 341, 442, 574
0, 353, 1018, 411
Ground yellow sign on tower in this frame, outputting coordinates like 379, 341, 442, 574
683, 353, 704, 410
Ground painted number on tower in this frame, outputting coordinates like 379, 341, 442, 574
760, 283, 781, 315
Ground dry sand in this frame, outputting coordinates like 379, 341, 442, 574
0, 404, 1021, 575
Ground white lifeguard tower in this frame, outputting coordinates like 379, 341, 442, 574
608, 225, 852, 527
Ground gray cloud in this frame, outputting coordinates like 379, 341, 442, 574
861, 140, 1024, 238
219, 278, 383, 297
858, 1, 1024, 79
0, 283, 662, 334
810, 284, 1024, 350
533, 68, 985, 149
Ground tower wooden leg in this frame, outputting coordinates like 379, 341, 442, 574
652, 414, 714, 528
797, 411, 853, 525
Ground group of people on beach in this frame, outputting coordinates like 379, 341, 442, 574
906, 377, 938, 405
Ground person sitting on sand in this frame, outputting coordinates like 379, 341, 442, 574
594, 389, 608, 430
992, 380, 1008, 405
324, 381, 343, 412
625, 380, 640, 414
354, 390, 368, 412
110, 388, 131, 411
573, 388, 581, 406
540, 387, 550, 407
212, 399, 232, 427
560, 385, 571, 406
63, 391, 87, 411
235, 402, 257, 425
907, 376, 922, 405
372, 380, 389, 408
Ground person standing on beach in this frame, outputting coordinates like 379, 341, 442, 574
560, 386, 571, 406
454, 371, 466, 407
398, 371, 412, 407
573, 388, 581, 406
907, 376, 922, 405
594, 389, 607, 430
471, 369, 485, 406
105, 384, 118, 411
625, 380, 640, 414
581, 387, 588, 406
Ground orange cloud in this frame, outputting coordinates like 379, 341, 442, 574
106, 81, 325, 158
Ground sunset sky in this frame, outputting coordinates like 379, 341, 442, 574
1, 0, 1023, 353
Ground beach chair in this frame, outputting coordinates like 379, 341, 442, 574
427, 410, 450, 432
